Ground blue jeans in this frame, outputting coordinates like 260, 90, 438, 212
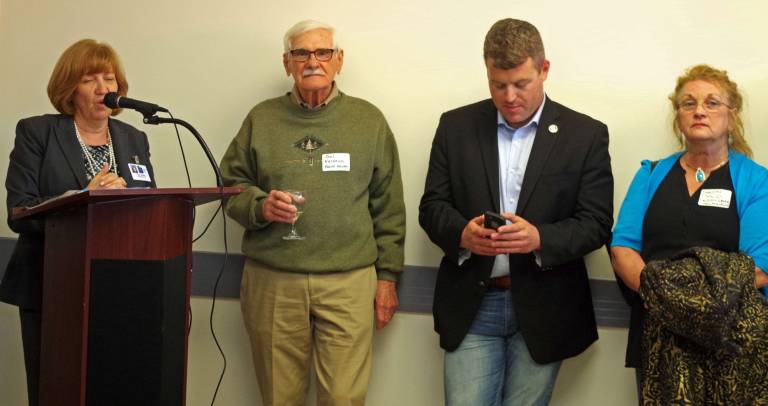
444, 289, 561, 406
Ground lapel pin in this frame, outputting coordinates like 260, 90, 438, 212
548, 124, 559, 134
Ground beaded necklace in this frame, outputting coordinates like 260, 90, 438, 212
74, 121, 117, 179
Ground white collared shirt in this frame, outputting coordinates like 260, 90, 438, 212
490, 97, 546, 277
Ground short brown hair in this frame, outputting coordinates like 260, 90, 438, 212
47, 39, 129, 116
483, 18, 545, 70
669, 64, 751, 157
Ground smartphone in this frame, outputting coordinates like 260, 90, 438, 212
483, 211, 507, 230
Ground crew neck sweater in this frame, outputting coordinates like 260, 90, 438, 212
220, 92, 405, 280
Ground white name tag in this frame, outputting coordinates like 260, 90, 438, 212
128, 163, 152, 182
322, 153, 350, 172
698, 189, 732, 209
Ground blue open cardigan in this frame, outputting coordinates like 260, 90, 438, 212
612, 150, 768, 295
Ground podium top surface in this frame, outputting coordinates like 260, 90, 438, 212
11, 187, 242, 220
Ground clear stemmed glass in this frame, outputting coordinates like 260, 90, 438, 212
282, 190, 305, 241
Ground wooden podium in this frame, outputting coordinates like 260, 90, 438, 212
13, 187, 240, 406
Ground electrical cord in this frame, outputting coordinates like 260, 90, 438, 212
154, 110, 228, 405
193, 203, 222, 243
168, 111, 195, 341
208, 195, 229, 406
168, 111, 192, 188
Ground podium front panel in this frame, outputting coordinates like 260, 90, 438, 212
39, 207, 89, 406
39, 195, 194, 406
86, 256, 186, 406
88, 197, 191, 260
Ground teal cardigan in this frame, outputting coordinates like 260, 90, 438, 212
612, 150, 768, 294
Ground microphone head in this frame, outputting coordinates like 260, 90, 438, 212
103, 92, 120, 109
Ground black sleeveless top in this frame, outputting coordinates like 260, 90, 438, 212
642, 160, 739, 261
624, 159, 739, 368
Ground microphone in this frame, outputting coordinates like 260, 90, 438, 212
104, 92, 168, 117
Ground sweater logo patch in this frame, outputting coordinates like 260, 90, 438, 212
293, 135, 326, 166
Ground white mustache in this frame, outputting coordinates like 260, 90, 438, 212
302, 68, 325, 77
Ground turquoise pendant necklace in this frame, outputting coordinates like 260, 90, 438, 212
694, 168, 706, 183
683, 157, 728, 184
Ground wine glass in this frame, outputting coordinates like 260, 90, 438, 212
282, 190, 305, 241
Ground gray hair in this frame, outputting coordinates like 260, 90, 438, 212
283, 20, 339, 52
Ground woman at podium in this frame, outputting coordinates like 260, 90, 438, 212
0, 38, 156, 406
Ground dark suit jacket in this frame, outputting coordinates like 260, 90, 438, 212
419, 97, 613, 364
0, 114, 156, 310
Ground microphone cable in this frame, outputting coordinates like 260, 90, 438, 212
139, 107, 228, 405
165, 111, 223, 243
168, 111, 193, 188
164, 109, 223, 245
168, 111, 195, 341
167, 111, 229, 406
208, 202, 229, 406
165, 110, 229, 405
192, 204, 222, 243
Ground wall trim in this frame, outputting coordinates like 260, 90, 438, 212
0, 237, 630, 327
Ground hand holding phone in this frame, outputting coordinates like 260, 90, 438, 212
483, 211, 507, 230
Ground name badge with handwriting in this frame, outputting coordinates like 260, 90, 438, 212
322, 153, 350, 172
698, 189, 732, 209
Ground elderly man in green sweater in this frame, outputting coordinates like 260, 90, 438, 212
219, 20, 405, 406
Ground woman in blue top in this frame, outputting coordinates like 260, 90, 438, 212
610, 64, 768, 401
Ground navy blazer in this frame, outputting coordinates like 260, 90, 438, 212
419, 98, 613, 363
1, 114, 155, 309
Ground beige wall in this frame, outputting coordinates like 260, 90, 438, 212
2, 0, 768, 272
1, 0, 768, 404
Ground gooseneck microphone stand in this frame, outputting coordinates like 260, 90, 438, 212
103, 92, 221, 186
142, 114, 223, 188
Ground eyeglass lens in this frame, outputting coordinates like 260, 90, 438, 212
679, 98, 726, 112
290, 49, 334, 61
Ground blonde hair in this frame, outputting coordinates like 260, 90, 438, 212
47, 39, 128, 116
669, 64, 751, 157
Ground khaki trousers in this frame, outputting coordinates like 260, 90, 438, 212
240, 259, 377, 406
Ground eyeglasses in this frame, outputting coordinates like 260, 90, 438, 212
288, 48, 336, 62
677, 98, 731, 112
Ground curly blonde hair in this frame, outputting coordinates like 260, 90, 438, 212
669, 64, 751, 157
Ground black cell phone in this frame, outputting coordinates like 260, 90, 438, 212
483, 211, 506, 230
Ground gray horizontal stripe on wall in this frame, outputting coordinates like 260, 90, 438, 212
0, 237, 630, 327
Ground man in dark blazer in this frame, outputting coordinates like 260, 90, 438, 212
419, 18, 613, 405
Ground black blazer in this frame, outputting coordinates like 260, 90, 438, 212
0, 114, 155, 309
419, 98, 613, 364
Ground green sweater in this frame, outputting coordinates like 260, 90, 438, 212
220, 92, 405, 281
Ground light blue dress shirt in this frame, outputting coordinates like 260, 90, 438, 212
490, 98, 545, 277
